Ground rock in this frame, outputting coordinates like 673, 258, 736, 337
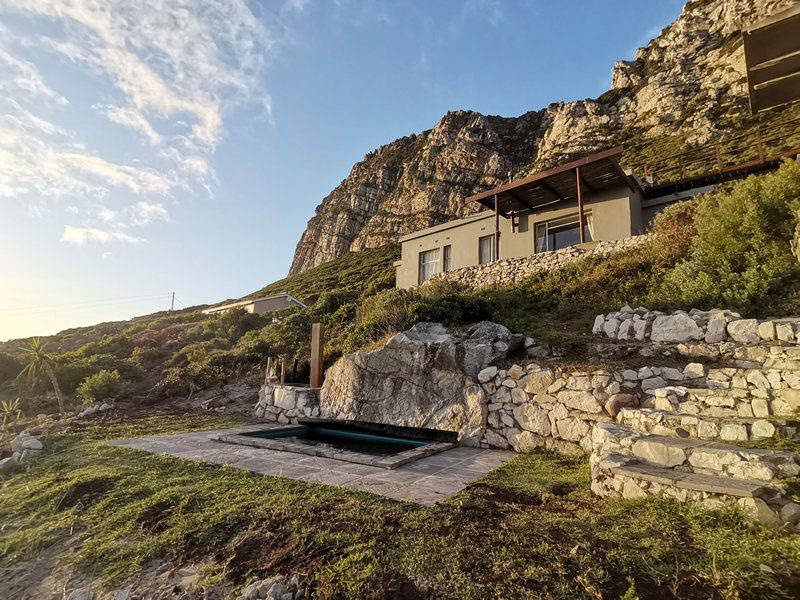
321, 323, 500, 440
622, 478, 648, 499
757, 321, 776, 341
506, 364, 525, 380
557, 390, 603, 413
738, 497, 782, 526
650, 314, 704, 343
66, 588, 94, 600
0, 456, 18, 475
727, 319, 760, 344
705, 315, 728, 343
556, 417, 591, 441
780, 502, 800, 525
632, 438, 686, 467
775, 322, 795, 342
478, 366, 498, 383
683, 362, 705, 379
523, 369, 555, 394
603, 318, 621, 338
604, 393, 636, 417
719, 423, 747, 442
513, 404, 551, 436
592, 315, 606, 334
750, 420, 776, 440
501, 378, 517, 388
506, 429, 539, 453
485, 429, 510, 449
751, 398, 770, 418
641, 376, 667, 393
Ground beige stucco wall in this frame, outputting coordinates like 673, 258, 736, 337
395, 183, 643, 289
249, 296, 302, 314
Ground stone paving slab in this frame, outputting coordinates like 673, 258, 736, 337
107, 426, 516, 505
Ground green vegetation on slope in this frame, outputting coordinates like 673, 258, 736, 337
1, 414, 798, 599
2, 161, 799, 415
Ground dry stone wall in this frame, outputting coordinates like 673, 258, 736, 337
431, 235, 650, 289
594, 305, 800, 345
254, 384, 320, 424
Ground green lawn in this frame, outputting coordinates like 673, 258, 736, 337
1, 415, 799, 599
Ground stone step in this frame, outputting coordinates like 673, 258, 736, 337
617, 407, 799, 442
591, 453, 799, 527
646, 386, 800, 419
591, 423, 800, 483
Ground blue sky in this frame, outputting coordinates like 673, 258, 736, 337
0, 0, 684, 341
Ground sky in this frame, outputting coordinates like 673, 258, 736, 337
0, 0, 685, 341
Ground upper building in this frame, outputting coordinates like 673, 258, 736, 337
394, 147, 670, 289
202, 292, 307, 316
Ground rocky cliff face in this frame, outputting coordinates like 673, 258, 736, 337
290, 0, 794, 275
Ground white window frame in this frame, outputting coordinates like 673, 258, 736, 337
534, 213, 593, 253
478, 234, 495, 264
418, 248, 440, 285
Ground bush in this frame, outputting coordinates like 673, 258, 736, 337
78, 369, 122, 406
654, 160, 800, 310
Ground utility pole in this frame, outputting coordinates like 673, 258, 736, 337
169, 292, 175, 315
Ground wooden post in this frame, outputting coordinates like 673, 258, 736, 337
493, 193, 500, 261
575, 166, 586, 244
310, 322, 324, 388
280, 358, 286, 385
264, 357, 272, 386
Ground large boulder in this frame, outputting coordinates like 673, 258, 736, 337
320, 322, 518, 443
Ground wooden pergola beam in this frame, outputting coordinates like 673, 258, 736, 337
576, 166, 586, 244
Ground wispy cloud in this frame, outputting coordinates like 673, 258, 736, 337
61, 226, 145, 245
0, 0, 275, 244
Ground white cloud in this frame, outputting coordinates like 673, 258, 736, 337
104, 105, 162, 145
0, 0, 276, 242
61, 225, 145, 245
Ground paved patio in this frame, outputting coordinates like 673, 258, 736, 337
107, 425, 517, 506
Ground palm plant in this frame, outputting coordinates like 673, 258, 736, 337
1, 398, 22, 426
17, 338, 65, 415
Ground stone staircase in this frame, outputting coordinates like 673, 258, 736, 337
589, 308, 800, 528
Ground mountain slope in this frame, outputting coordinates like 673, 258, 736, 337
290, 0, 795, 275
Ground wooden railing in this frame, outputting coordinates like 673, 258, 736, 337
626, 115, 800, 186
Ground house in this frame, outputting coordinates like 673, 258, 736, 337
202, 292, 307, 316
395, 147, 659, 289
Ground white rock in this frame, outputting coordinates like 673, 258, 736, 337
750, 420, 776, 440
683, 362, 705, 378
650, 314, 704, 343
592, 314, 606, 335
727, 319, 760, 344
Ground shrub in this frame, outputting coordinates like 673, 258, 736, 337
654, 160, 800, 310
78, 369, 122, 406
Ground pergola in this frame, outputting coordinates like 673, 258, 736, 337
464, 146, 635, 259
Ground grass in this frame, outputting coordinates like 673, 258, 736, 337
1, 415, 799, 599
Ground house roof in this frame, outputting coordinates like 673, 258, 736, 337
465, 146, 638, 217
202, 292, 307, 314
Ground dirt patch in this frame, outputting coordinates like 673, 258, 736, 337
56, 477, 115, 511
223, 530, 335, 582
137, 500, 176, 533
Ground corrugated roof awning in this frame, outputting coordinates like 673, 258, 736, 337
465, 146, 636, 216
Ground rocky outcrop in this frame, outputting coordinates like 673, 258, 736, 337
320, 322, 536, 443
290, 0, 795, 274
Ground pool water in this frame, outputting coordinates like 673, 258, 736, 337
243, 426, 429, 457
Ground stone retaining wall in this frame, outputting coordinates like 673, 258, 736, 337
431, 235, 651, 289
594, 305, 800, 345
254, 384, 320, 424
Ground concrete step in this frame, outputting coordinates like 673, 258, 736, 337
645, 386, 800, 419
617, 407, 799, 442
591, 453, 800, 527
591, 423, 800, 483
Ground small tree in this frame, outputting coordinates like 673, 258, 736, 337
78, 369, 122, 406
17, 338, 65, 415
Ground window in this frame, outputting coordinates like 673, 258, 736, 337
534, 214, 592, 253
418, 248, 440, 285
442, 245, 452, 272
478, 235, 495, 264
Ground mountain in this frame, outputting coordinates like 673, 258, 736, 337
290, 0, 795, 275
